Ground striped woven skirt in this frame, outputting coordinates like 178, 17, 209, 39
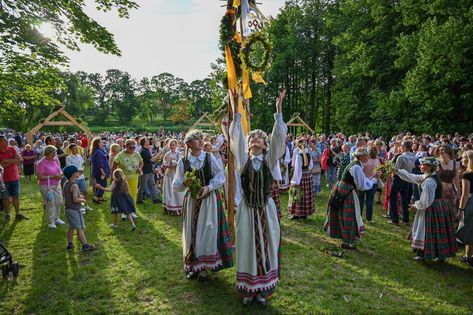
415, 199, 457, 260
270, 179, 281, 216
288, 169, 314, 217
182, 191, 234, 273
324, 180, 363, 245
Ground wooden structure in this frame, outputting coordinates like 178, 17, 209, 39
286, 113, 314, 135
190, 112, 220, 132
26, 107, 92, 145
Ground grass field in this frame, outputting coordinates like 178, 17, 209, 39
1, 175, 473, 314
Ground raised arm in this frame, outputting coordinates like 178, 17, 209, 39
229, 90, 248, 174
266, 90, 288, 170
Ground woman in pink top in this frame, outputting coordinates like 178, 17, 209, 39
36, 145, 65, 228
358, 147, 380, 223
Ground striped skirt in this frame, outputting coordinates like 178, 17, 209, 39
270, 179, 281, 217
420, 199, 457, 260
324, 180, 362, 245
288, 169, 314, 217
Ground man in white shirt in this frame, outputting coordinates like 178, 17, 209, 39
66, 143, 93, 213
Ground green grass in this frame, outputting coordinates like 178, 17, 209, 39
1, 176, 473, 314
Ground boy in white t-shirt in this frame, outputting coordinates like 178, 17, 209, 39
66, 143, 93, 213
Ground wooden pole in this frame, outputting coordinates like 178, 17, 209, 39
226, 0, 236, 243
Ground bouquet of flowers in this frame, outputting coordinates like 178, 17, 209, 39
184, 169, 202, 199
288, 186, 303, 206
373, 160, 397, 181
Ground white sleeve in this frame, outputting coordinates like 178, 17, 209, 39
284, 147, 291, 164
66, 156, 72, 166
172, 158, 186, 192
414, 178, 436, 210
208, 154, 225, 192
291, 155, 302, 185
213, 134, 224, 150
397, 169, 426, 185
266, 113, 288, 170
349, 164, 374, 191
229, 113, 248, 174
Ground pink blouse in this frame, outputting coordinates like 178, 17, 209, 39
36, 158, 62, 186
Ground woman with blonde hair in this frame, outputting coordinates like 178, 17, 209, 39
457, 150, 473, 265
112, 139, 143, 204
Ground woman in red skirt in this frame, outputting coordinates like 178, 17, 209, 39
288, 138, 314, 219
396, 157, 457, 261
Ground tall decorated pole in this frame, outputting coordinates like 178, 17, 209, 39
219, 0, 271, 242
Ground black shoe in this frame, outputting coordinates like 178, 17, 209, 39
341, 243, 357, 250
81, 243, 97, 252
131, 224, 136, 231
16, 213, 29, 221
66, 243, 74, 251
4, 214, 11, 223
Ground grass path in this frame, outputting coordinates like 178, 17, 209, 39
1, 177, 473, 314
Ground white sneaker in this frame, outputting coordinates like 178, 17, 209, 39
242, 296, 253, 305
55, 219, 66, 225
121, 213, 127, 219
131, 213, 138, 219
109, 223, 119, 229
48, 223, 57, 228
256, 295, 267, 305
85, 205, 94, 211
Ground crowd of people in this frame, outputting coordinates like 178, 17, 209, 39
1, 104, 473, 305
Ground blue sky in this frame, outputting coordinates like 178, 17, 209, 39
64, 0, 285, 82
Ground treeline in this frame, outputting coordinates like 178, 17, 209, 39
0, 70, 215, 130
231, 0, 473, 135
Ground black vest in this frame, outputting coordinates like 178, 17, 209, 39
421, 173, 443, 199
183, 153, 213, 187
299, 151, 312, 170
340, 160, 361, 187
241, 158, 272, 208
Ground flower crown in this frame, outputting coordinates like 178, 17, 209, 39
184, 129, 204, 144
247, 129, 269, 149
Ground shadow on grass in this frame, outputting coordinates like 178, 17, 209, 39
23, 208, 116, 314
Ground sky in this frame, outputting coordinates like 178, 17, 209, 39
63, 0, 285, 83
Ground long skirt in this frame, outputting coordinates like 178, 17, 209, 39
457, 195, 473, 244
279, 164, 290, 192
288, 169, 314, 217
236, 197, 281, 298
411, 199, 457, 260
163, 173, 185, 215
182, 191, 233, 273
270, 180, 281, 216
384, 177, 402, 215
441, 183, 457, 219
325, 180, 365, 245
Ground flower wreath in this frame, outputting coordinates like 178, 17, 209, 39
239, 31, 271, 73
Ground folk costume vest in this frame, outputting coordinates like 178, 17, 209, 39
420, 173, 443, 199
183, 153, 213, 188
241, 157, 272, 209
299, 151, 312, 170
340, 160, 361, 187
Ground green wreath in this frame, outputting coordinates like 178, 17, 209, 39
239, 31, 271, 73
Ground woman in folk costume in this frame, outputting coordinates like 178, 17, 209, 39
278, 144, 291, 192
325, 148, 379, 249
396, 157, 457, 261
229, 89, 287, 305
162, 139, 186, 215
288, 138, 315, 219
172, 130, 233, 281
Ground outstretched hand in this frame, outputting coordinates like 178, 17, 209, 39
275, 89, 286, 113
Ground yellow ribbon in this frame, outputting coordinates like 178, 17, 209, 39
252, 72, 267, 84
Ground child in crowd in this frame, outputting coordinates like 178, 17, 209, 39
95, 168, 137, 231
63, 165, 96, 252
0, 165, 5, 192
66, 143, 93, 214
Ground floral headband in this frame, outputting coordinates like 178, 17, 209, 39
184, 130, 204, 144
419, 157, 439, 166
247, 129, 269, 148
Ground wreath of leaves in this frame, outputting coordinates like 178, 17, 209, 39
239, 31, 271, 73
219, 10, 242, 77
